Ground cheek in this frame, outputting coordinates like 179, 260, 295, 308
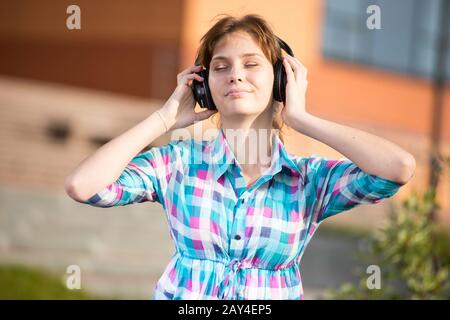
208, 76, 222, 98
254, 76, 274, 99
253, 68, 274, 88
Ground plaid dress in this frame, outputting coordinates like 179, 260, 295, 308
84, 127, 404, 299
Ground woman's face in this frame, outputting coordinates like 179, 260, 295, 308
208, 31, 275, 118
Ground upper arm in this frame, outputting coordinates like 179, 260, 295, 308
83, 140, 188, 208
299, 155, 405, 223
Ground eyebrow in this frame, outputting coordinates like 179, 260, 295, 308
211, 53, 264, 62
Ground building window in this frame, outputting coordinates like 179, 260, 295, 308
322, 0, 450, 80
45, 120, 71, 144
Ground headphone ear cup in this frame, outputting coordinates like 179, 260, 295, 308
272, 59, 287, 105
191, 69, 217, 110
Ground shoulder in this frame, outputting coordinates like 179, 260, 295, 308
133, 138, 194, 167
167, 137, 208, 156
286, 153, 324, 172
294, 154, 350, 169
147, 137, 210, 164
288, 154, 354, 183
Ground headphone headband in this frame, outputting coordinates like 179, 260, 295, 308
276, 36, 294, 57
192, 35, 295, 109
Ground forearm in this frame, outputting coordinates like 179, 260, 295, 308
291, 113, 416, 184
65, 107, 171, 202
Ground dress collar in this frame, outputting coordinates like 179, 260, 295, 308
205, 127, 302, 181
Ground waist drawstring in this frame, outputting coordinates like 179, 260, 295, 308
218, 259, 245, 300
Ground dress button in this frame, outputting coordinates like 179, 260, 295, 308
234, 234, 241, 240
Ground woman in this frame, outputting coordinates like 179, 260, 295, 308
65, 14, 416, 300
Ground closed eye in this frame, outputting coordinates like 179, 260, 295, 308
213, 64, 258, 71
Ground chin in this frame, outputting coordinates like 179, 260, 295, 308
226, 105, 257, 116
223, 100, 259, 113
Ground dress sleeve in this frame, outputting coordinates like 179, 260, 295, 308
82, 140, 187, 208
302, 155, 405, 223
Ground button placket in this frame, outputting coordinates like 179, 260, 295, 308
230, 195, 247, 252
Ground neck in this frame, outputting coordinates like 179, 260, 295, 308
219, 100, 278, 171
220, 126, 274, 170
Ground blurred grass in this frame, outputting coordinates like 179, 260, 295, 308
0, 264, 98, 299
435, 226, 450, 267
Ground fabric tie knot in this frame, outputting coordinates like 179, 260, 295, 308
217, 259, 249, 300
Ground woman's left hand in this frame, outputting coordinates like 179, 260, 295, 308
280, 55, 309, 128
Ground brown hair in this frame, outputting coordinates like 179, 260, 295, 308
195, 13, 287, 144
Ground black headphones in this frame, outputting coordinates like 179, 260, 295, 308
191, 36, 295, 110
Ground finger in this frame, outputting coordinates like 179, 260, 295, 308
179, 73, 204, 85
177, 65, 203, 82
284, 55, 301, 81
292, 57, 308, 79
195, 108, 218, 121
283, 58, 295, 84
180, 65, 203, 76
185, 73, 204, 81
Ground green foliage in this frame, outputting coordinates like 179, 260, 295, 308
0, 264, 95, 299
326, 154, 450, 300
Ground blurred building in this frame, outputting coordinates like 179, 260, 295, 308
0, 0, 448, 224
0, 0, 449, 299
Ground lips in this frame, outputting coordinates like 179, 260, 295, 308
226, 89, 250, 96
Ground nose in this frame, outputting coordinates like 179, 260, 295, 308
228, 66, 243, 83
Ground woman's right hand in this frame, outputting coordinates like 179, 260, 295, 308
158, 64, 218, 131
